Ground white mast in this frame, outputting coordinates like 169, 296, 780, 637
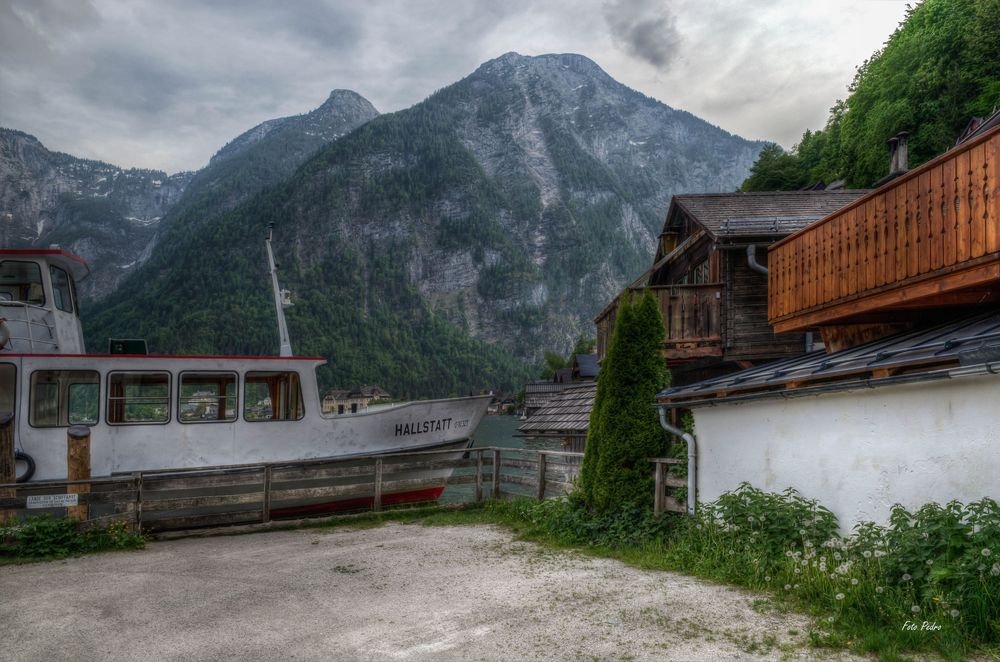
265, 223, 294, 357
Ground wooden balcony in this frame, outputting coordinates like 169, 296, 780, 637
768, 125, 1000, 333
595, 284, 722, 364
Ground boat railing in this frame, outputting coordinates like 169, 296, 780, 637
0, 300, 59, 353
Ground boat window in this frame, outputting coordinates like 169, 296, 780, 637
49, 265, 73, 313
0, 261, 45, 306
244, 371, 304, 422
107, 372, 170, 424
0, 364, 14, 416
29, 370, 99, 427
179, 372, 237, 423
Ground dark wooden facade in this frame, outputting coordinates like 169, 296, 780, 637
596, 191, 869, 383
768, 124, 1000, 341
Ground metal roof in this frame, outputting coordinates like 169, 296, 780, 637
524, 381, 576, 409
656, 310, 1000, 406
520, 382, 596, 435
670, 190, 870, 239
573, 353, 599, 378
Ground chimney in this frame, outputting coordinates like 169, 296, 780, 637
888, 131, 910, 174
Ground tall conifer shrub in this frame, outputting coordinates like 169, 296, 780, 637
579, 289, 669, 511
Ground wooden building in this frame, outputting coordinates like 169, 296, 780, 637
655, 118, 1000, 529
595, 190, 869, 383
768, 119, 1000, 350
518, 382, 596, 455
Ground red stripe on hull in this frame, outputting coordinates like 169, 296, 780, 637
270, 485, 447, 518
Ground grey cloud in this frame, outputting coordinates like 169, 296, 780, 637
603, 0, 681, 68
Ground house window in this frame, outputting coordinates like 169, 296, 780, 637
0, 261, 44, 305
0, 364, 15, 416
49, 265, 74, 313
338, 404, 344, 415
693, 259, 710, 284
178, 372, 237, 423
107, 372, 170, 424
30, 370, 99, 427
244, 371, 304, 422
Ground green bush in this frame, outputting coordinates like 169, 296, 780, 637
0, 515, 145, 560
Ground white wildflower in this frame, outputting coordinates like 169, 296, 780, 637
764, 576, 771, 582
874, 550, 886, 558
835, 593, 844, 600
902, 573, 912, 582
794, 568, 801, 574
862, 550, 872, 559
926, 559, 933, 566
801, 559, 808, 566
851, 578, 859, 585
983, 548, 992, 557
876, 586, 884, 594
911, 605, 921, 614
991, 564, 1000, 576
785, 584, 792, 590
950, 609, 960, 618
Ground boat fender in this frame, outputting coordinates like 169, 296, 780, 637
0, 318, 10, 349
14, 450, 35, 483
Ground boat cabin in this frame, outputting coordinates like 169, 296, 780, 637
0, 249, 89, 355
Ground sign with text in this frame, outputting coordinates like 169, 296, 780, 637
26, 493, 79, 509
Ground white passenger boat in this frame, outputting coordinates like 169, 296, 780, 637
0, 238, 490, 511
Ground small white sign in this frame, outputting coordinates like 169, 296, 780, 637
26, 493, 79, 509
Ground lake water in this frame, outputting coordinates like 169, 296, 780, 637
439, 414, 564, 503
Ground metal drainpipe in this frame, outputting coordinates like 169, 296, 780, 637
746, 244, 813, 351
657, 406, 696, 516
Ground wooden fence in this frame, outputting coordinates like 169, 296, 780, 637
0, 440, 584, 534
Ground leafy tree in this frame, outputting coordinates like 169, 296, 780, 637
539, 351, 568, 379
740, 0, 1000, 191
578, 289, 669, 512
738, 144, 808, 192
571, 336, 596, 355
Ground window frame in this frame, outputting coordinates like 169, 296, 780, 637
0, 260, 46, 306
177, 371, 239, 425
28, 369, 100, 428
0, 363, 16, 420
106, 370, 172, 426
242, 370, 305, 423
49, 264, 74, 313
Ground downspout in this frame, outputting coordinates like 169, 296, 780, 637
657, 406, 696, 516
746, 244, 813, 351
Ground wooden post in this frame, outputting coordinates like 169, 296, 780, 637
262, 465, 272, 523
491, 449, 500, 500
535, 452, 547, 501
653, 460, 665, 516
373, 456, 383, 512
132, 472, 143, 533
0, 412, 14, 522
474, 449, 483, 503
67, 426, 91, 521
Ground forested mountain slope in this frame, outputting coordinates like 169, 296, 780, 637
85, 53, 762, 396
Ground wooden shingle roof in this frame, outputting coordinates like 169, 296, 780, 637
669, 190, 870, 239
519, 382, 597, 435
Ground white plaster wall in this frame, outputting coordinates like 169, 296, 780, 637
690, 373, 1000, 531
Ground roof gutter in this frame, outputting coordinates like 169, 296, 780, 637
656, 407, 696, 516
656, 360, 1000, 411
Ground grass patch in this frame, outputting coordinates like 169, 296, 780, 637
0, 515, 145, 564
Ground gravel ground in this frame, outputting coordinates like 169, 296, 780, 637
0, 523, 862, 661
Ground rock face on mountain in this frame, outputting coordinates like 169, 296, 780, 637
85, 53, 763, 396
0, 90, 378, 300
0, 128, 192, 299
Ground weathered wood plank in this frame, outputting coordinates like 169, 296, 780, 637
144, 510, 263, 531
987, 134, 1000, 253
971, 142, 987, 258
143, 492, 264, 513
143, 471, 265, 492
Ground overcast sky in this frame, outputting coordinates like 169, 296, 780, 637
0, 0, 911, 173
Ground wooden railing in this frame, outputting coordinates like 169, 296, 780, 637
0, 444, 583, 535
596, 284, 722, 361
769, 126, 1000, 332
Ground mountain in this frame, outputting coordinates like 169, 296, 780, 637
0, 90, 378, 300
0, 128, 192, 299
85, 53, 764, 397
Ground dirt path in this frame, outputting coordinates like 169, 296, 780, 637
0, 523, 859, 661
